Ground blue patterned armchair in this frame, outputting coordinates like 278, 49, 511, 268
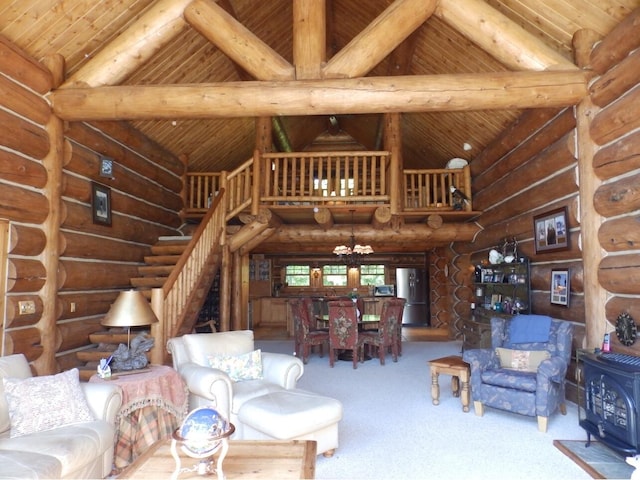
462, 315, 573, 432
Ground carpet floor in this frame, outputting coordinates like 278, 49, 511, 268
256, 339, 595, 480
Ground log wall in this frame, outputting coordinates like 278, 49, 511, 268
449, 8, 640, 404
0, 36, 184, 374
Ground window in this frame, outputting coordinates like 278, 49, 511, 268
360, 264, 385, 286
285, 265, 310, 287
322, 265, 347, 286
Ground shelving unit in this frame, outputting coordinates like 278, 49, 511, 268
462, 259, 531, 350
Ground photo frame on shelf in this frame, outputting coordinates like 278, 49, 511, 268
92, 182, 112, 226
551, 269, 570, 306
533, 207, 569, 253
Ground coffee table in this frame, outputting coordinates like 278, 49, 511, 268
117, 439, 317, 479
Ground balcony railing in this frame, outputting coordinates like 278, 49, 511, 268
184, 151, 472, 218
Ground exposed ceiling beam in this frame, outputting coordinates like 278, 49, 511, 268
184, 0, 295, 81
321, 0, 437, 79
61, 0, 192, 88
435, 0, 577, 71
49, 70, 588, 121
293, 0, 326, 80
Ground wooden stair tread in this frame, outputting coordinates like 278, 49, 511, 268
151, 244, 188, 255
131, 277, 167, 287
137, 265, 174, 276
143, 255, 181, 265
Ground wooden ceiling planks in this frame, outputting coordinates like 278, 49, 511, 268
0, 0, 637, 174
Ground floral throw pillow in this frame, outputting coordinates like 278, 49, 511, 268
3, 368, 95, 438
207, 349, 263, 382
496, 347, 550, 372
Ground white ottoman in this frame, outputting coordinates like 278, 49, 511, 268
237, 389, 343, 457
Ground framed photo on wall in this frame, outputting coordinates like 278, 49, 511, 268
533, 207, 568, 253
92, 182, 112, 226
551, 269, 570, 306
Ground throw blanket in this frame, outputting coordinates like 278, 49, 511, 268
509, 315, 551, 343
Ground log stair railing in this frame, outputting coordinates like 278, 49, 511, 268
76, 187, 228, 377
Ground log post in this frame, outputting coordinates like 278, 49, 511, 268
35, 53, 66, 375
384, 113, 402, 215
293, 0, 325, 80
219, 244, 232, 331
573, 29, 607, 349
150, 288, 165, 365
231, 250, 243, 331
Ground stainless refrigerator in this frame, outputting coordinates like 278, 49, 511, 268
396, 268, 430, 325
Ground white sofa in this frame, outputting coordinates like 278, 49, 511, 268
167, 330, 343, 456
0, 354, 122, 479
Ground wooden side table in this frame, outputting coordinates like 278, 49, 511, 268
428, 355, 470, 412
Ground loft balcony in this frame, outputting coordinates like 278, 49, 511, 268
183, 150, 479, 226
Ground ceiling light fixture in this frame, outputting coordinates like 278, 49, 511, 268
332, 210, 373, 268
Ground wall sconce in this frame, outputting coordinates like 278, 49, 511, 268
312, 268, 321, 279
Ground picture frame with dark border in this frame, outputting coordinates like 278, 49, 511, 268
533, 207, 569, 253
551, 269, 570, 306
92, 182, 112, 226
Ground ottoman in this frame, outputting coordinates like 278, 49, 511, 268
237, 389, 343, 457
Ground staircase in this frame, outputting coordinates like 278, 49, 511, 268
76, 236, 208, 381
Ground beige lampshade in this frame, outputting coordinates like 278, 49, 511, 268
101, 290, 159, 328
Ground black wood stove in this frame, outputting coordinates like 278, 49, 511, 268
581, 352, 640, 456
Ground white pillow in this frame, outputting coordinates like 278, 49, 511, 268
3, 368, 95, 438
495, 347, 550, 372
207, 349, 263, 382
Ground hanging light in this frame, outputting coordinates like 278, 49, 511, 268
332, 210, 374, 268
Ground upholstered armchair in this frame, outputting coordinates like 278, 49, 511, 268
462, 315, 573, 432
166, 330, 304, 438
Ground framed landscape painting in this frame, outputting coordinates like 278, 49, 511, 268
534, 207, 568, 253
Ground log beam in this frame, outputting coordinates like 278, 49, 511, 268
372, 206, 392, 229
313, 207, 334, 229
49, 71, 588, 121
322, 0, 437, 79
436, 0, 577, 71
184, 0, 294, 81
293, 0, 326, 80
62, 0, 192, 88
256, 223, 481, 254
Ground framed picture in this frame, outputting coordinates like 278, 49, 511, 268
551, 269, 570, 306
92, 182, 112, 226
533, 207, 569, 253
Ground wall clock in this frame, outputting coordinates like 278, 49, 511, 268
615, 313, 637, 346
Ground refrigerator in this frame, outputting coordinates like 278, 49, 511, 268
396, 268, 430, 325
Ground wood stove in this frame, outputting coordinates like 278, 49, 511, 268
580, 352, 640, 456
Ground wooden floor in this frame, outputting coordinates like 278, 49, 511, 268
253, 325, 449, 342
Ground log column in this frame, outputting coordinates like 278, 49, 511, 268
573, 29, 606, 349
36, 54, 65, 375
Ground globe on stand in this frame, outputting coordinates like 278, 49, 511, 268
170, 407, 235, 480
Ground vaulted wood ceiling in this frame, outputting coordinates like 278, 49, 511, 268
1, 0, 636, 172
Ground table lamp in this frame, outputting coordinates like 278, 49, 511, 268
101, 289, 159, 370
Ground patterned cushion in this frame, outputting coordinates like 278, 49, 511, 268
496, 347, 550, 372
208, 349, 263, 382
481, 369, 538, 392
2, 368, 95, 438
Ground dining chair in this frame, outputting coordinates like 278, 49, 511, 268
289, 299, 329, 364
361, 299, 404, 365
327, 300, 366, 369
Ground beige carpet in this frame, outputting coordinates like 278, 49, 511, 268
554, 439, 635, 479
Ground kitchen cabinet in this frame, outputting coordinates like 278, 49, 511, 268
251, 298, 292, 335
